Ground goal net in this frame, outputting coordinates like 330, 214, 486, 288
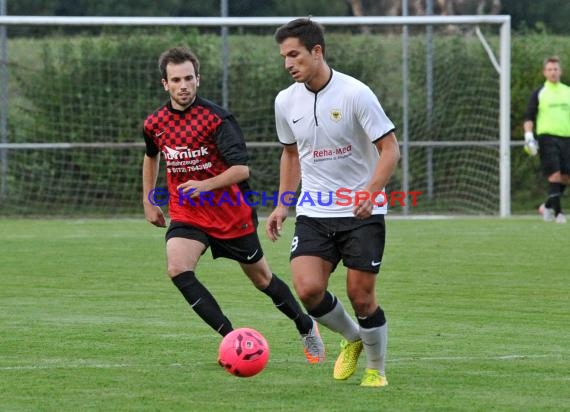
0, 16, 510, 217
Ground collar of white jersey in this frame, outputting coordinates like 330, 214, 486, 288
304, 67, 334, 94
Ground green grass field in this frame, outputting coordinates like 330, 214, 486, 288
1, 217, 568, 411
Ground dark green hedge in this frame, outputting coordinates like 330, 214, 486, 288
5, 30, 570, 215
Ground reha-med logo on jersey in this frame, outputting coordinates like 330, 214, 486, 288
313, 144, 352, 162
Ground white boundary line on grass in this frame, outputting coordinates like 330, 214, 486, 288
0, 354, 562, 371
0, 363, 131, 370
389, 354, 559, 362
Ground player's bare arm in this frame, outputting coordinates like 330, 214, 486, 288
266, 144, 301, 241
523, 120, 535, 134
353, 132, 400, 219
142, 154, 166, 227
177, 165, 249, 198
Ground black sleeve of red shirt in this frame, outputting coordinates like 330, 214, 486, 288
523, 86, 542, 122
143, 128, 160, 157
214, 115, 249, 166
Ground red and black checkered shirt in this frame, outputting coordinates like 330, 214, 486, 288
143, 97, 255, 239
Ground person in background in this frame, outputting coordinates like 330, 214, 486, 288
523, 55, 570, 224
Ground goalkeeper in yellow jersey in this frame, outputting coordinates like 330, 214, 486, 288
523, 56, 570, 224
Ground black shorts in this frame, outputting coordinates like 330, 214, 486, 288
538, 135, 570, 176
165, 221, 264, 264
290, 215, 386, 274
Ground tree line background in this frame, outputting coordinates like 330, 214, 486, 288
6, 0, 570, 35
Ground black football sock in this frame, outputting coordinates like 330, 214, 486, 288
560, 184, 566, 211
172, 271, 233, 336
308, 291, 360, 341
261, 274, 313, 334
308, 290, 336, 317
545, 183, 563, 215
356, 306, 386, 329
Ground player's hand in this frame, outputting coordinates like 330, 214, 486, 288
523, 132, 538, 156
177, 179, 209, 198
266, 207, 288, 242
143, 203, 167, 227
353, 197, 374, 219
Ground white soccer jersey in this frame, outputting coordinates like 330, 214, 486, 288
275, 70, 395, 217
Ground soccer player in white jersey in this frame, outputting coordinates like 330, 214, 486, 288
266, 18, 400, 387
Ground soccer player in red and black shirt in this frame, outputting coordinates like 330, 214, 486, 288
142, 47, 324, 363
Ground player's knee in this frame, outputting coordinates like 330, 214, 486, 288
294, 284, 323, 307
248, 271, 271, 290
347, 284, 363, 302
547, 172, 562, 183
242, 263, 272, 289
352, 301, 377, 317
348, 291, 376, 316
167, 264, 189, 278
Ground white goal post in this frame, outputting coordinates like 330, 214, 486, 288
0, 15, 511, 216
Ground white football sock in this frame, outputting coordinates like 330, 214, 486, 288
360, 323, 388, 374
314, 296, 360, 342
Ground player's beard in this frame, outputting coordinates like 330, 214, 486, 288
172, 93, 195, 110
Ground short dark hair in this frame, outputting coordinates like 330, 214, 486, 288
543, 55, 561, 67
274, 18, 326, 57
158, 47, 200, 80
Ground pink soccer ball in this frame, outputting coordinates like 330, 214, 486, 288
218, 327, 269, 377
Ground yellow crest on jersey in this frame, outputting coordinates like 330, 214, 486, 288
330, 109, 342, 122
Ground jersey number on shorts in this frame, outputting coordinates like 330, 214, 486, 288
290, 236, 299, 253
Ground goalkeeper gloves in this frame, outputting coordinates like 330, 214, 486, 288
523, 131, 538, 156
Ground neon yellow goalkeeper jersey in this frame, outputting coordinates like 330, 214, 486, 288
525, 81, 570, 138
